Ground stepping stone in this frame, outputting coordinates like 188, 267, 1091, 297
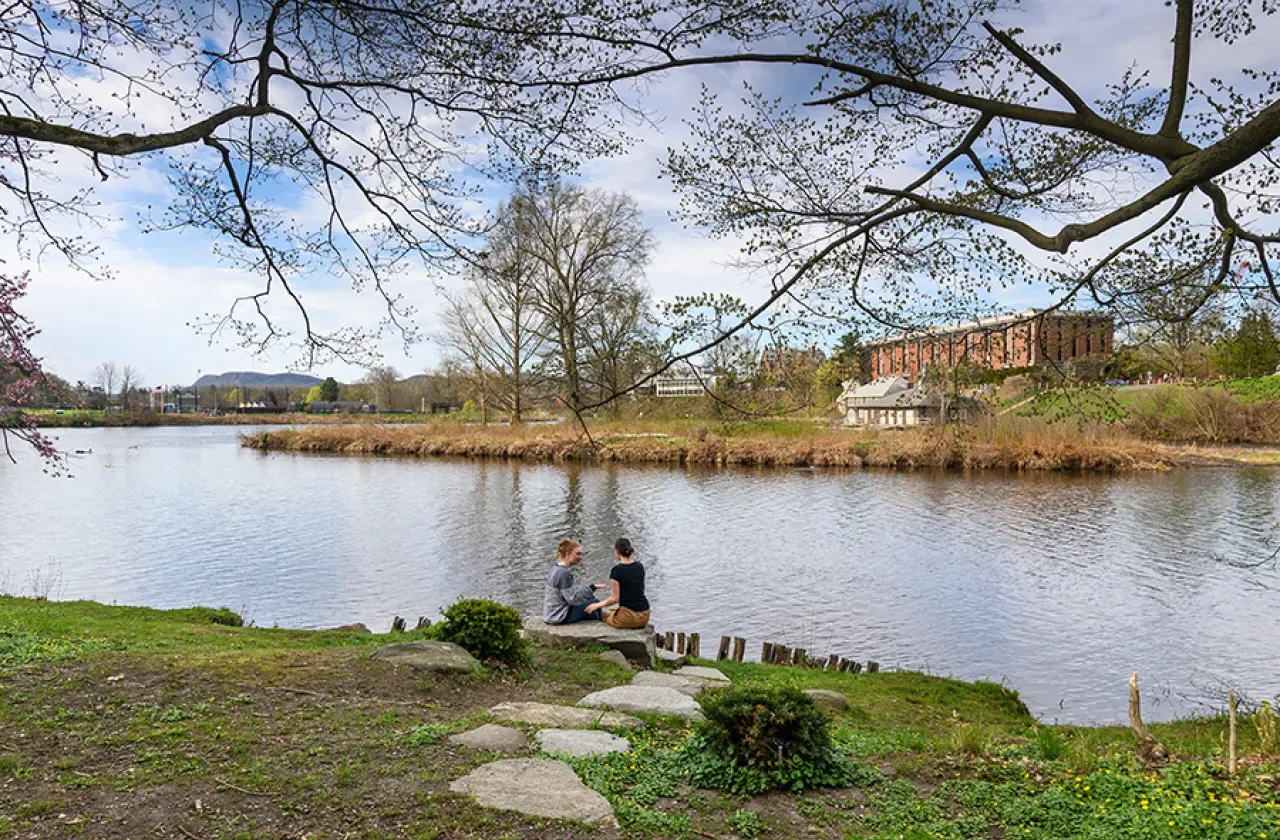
656, 649, 686, 667
535, 729, 630, 757
631, 671, 712, 697
449, 759, 616, 826
447, 724, 528, 754
523, 617, 657, 668
578, 685, 703, 720
673, 665, 730, 684
490, 701, 644, 730
598, 650, 634, 669
370, 641, 478, 672
802, 689, 850, 712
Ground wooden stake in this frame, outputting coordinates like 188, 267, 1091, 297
664, 631, 675, 651
838, 658, 851, 672
689, 633, 700, 658
852, 661, 863, 674
415, 616, 430, 630
794, 648, 807, 667
867, 661, 879, 673
717, 636, 731, 661
677, 632, 686, 654
1229, 691, 1239, 775
391, 616, 406, 633
761, 642, 774, 663
1128, 673, 1169, 765
732, 637, 745, 662
827, 654, 839, 671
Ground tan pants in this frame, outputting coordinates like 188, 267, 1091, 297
602, 607, 650, 630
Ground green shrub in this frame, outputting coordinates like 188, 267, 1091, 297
727, 809, 766, 838
427, 599, 527, 666
183, 606, 244, 627
687, 686, 873, 794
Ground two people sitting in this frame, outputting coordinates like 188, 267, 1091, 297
542, 537, 650, 630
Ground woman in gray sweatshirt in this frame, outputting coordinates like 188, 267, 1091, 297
543, 539, 604, 624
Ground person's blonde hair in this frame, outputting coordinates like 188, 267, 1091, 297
556, 539, 581, 560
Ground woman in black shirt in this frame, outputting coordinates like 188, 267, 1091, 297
584, 537, 651, 629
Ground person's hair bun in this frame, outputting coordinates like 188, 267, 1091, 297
614, 537, 634, 558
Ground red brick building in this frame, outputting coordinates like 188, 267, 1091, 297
866, 310, 1114, 380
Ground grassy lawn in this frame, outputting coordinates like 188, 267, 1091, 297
2, 597, 1278, 839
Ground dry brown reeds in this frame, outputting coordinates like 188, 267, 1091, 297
242, 416, 1174, 472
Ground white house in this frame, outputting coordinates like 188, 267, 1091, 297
653, 368, 718, 397
841, 377, 944, 427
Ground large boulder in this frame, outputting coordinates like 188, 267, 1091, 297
447, 724, 528, 754
490, 701, 644, 730
449, 759, 615, 826
369, 641, 478, 672
577, 685, 703, 720
535, 729, 630, 758
803, 689, 850, 712
523, 616, 656, 668
673, 665, 731, 685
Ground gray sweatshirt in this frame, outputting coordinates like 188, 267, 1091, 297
543, 564, 596, 624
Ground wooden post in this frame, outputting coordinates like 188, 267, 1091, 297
827, 654, 840, 671
689, 633, 700, 658
852, 662, 863, 674
761, 642, 774, 663
794, 648, 807, 667
664, 631, 675, 651
732, 637, 745, 662
1229, 691, 1239, 775
717, 636, 731, 661
391, 616, 406, 633
677, 632, 686, 654
838, 658, 851, 672
867, 661, 879, 673
1128, 672, 1169, 765
415, 616, 430, 630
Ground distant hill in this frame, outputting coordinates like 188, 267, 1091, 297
192, 371, 324, 388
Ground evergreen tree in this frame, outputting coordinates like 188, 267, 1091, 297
1217, 311, 1280, 379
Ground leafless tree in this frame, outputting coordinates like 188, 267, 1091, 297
441, 197, 549, 423
91, 362, 118, 404
362, 365, 402, 412
118, 364, 142, 411
519, 179, 654, 411
582, 282, 653, 410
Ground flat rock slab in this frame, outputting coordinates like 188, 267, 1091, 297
447, 724, 528, 754
673, 665, 731, 684
449, 759, 616, 827
630, 671, 711, 697
370, 641, 478, 672
803, 689, 850, 712
578, 685, 703, 720
656, 649, 686, 667
490, 701, 644, 730
523, 616, 656, 668
536, 729, 631, 757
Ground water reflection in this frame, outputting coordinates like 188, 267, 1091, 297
1, 426, 1278, 724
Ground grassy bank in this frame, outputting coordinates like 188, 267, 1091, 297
241, 416, 1175, 472
3, 597, 1278, 839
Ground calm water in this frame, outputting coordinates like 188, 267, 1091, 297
2, 426, 1279, 724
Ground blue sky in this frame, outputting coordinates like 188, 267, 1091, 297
14, 0, 1278, 386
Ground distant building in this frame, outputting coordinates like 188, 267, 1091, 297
840, 377, 978, 428
654, 368, 717, 397
866, 309, 1113, 380
758, 344, 825, 377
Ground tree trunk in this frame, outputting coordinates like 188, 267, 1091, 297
1128, 673, 1169, 765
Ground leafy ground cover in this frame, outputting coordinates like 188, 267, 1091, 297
1, 596, 1277, 839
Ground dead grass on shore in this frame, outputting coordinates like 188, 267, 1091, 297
242, 415, 1172, 471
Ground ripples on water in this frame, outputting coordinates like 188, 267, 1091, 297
2, 426, 1278, 724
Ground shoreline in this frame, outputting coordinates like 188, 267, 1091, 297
240, 422, 1193, 472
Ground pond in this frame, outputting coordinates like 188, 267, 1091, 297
2, 425, 1278, 724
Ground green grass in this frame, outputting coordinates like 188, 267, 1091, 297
2, 598, 1277, 840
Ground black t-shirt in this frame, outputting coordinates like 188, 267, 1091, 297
610, 561, 649, 612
